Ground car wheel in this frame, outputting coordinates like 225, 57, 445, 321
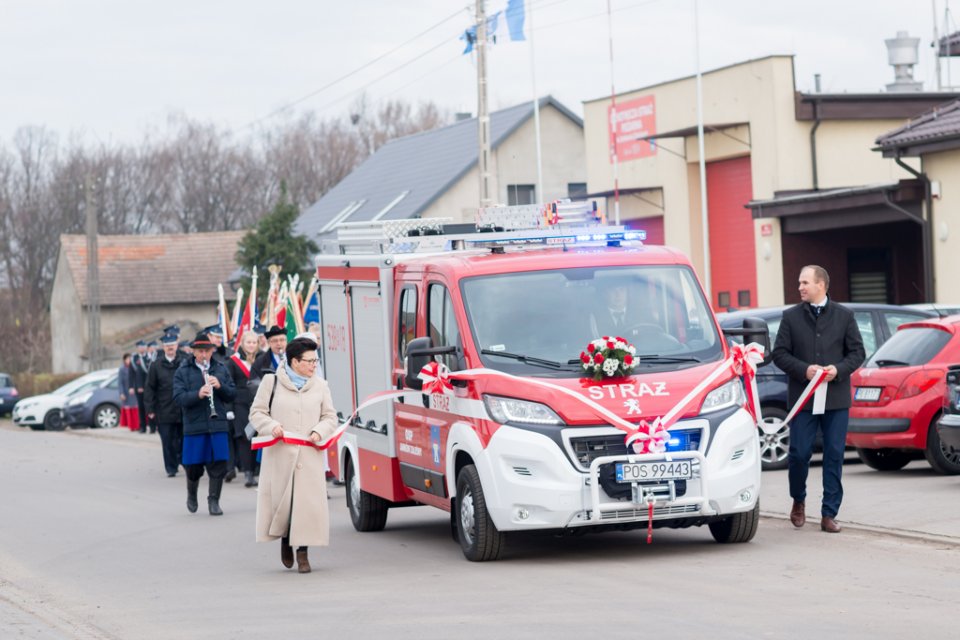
924, 420, 960, 475
757, 406, 789, 471
93, 404, 120, 429
345, 456, 389, 532
43, 410, 65, 431
856, 447, 911, 471
455, 464, 504, 561
709, 502, 759, 543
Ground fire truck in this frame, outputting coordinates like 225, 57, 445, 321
316, 201, 768, 561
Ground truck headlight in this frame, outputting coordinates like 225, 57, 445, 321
700, 379, 743, 414
483, 395, 563, 425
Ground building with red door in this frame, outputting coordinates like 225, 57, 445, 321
582, 54, 959, 309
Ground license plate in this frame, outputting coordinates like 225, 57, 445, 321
616, 460, 692, 483
855, 387, 882, 401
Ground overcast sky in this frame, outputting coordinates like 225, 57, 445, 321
2, 0, 954, 146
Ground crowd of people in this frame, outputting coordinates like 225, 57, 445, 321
116, 321, 333, 573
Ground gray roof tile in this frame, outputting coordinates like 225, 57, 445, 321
295, 96, 582, 240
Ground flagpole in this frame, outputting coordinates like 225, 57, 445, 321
606, 0, 620, 225
528, 0, 543, 202
694, 0, 712, 302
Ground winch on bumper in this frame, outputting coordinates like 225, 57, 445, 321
477, 405, 761, 532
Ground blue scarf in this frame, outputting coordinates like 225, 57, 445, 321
284, 363, 308, 390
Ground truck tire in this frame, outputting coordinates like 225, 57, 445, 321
709, 502, 759, 543
455, 464, 504, 561
857, 447, 910, 471
43, 410, 65, 431
345, 456, 389, 532
757, 406, 789, 471
924, 421, 960, 475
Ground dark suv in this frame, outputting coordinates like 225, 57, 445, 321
718, 303, 935, 470
0, 373, 19, 416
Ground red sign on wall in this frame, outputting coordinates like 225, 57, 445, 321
608, 95, 657, 163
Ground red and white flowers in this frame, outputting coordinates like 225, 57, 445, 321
579, 336, 637, 381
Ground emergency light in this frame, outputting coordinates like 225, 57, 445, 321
329, 200, 646, 255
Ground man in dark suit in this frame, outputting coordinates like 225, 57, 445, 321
131, 340, 152, 433
772, 265, 865, 533
145, 333, 184, 477
252, 325, 287, 378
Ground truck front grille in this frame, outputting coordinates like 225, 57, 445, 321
569, 428, 702, 470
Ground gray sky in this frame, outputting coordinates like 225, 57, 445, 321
1, 0, 954, 145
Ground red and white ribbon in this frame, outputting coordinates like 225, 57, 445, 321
730, 342, 765, 424
418, 361, 454, 396
781, 367, 829, 427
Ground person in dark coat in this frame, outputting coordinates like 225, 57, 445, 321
225, 331, 262, 487
772, 265, 865, 534
252, 325, 287, 378
145, 334, 184, 477
131, 341, 152, 433
173, 332, 237, 516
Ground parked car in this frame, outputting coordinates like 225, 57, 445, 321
848, 317, 960, 474
906, 303, 960, 318
62, 372, 121, 429
937, 365, 960, 458
0, 372, 19, 416
718, 303, 936, 470
12, 369, 115, 431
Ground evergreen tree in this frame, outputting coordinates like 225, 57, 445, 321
235, 183, 318, 312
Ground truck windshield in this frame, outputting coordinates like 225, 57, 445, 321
461, 265, 723, 375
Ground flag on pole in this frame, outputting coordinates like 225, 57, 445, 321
303, 278, 319, 326
238, 267, 258, 341
230, 287, 244, 346
217, 284, 231, 343
284, 294, 299, 342
506, 0, 526, 40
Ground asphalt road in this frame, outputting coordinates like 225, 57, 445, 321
2, 420, 958, 639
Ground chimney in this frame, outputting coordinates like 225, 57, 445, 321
455, 112, 472, 122
885, 31, 923, 92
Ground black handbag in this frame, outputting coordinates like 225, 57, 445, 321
244, 375, 277, 440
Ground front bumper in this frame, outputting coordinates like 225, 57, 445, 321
937, 414, 960, 452
62, 404, 89, 426
478, 407, 761, 532
12, 405, 41, 426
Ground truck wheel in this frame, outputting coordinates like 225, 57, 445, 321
857, 447, 910, 471
924, 422, 960, 475
345, 456, 388, 532
43, 410, 65, 431
757, 406, 789, 471
455, 464, 504, 561
93, 404, 120, 429
709, 502, 759, 543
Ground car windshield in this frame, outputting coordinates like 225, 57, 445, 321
54, 375, 107, 396
0, 374, 11, 387
866, 326, 951, 367
461, 265, 723, 375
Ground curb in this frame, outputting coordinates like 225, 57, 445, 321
760, 510, 960, 548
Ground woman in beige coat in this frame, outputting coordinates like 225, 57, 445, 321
249, 337, 338, 573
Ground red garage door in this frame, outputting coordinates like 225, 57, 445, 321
706, 156, 756, 311
626, 216, 664, 245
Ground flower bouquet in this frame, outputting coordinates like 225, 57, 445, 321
579, 336, 637, 381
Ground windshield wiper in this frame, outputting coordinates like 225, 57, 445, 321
874, 359, 910, 367
481, 349, 570, 369
633, 354, 702, 363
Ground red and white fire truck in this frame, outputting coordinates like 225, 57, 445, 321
316, 202, 768, 561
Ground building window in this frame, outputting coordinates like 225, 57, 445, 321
507, 184, 536, 206
737, 290, 751, 308
568, 183, 588, 199
717, 291, 731, 309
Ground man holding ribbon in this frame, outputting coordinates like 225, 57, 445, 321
772, 265, 864, 534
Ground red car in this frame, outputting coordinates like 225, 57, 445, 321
848, 317, 960, 474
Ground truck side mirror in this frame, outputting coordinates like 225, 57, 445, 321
404, 337, 457, 389
722, 317, 773, 367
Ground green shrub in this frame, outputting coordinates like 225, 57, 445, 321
12, 372, 84, 397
